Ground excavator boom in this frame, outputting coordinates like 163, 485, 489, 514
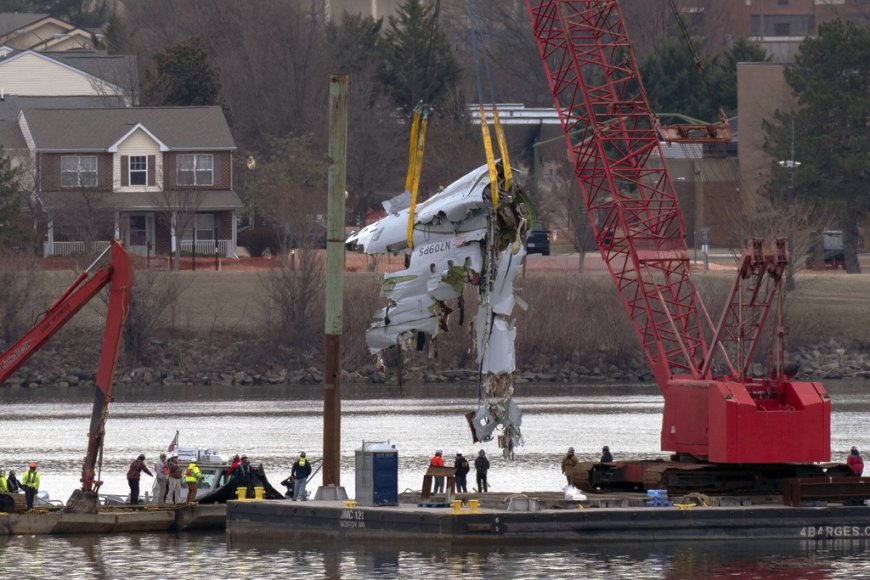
0, 241, 131, 512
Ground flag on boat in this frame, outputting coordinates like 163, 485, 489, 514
168, 430, 179, 453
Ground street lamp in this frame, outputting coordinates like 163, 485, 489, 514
778, 120, 801, 200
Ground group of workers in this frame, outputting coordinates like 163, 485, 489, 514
0, 463, 40, 510
429, 449, 490, 494
561, 446, 613, 485
129, 452, 202, 505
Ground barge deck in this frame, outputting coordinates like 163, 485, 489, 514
226, 493, 870, 544
0, 504, 226, 535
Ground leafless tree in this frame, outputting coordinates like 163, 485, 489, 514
721, 184, 833, 290
118, 0, 330, 148
258, 249, 325, 351
152, 189, 204, 271
122, 269, 190, 365
0, 252, 46, 345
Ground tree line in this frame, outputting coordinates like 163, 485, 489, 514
0, 0, 867, 272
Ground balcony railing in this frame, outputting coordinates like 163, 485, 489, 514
45, 239, 235, 258
46, 240, 112, 257
179, 239, 234, 257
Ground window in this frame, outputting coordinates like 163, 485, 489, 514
61, 155, 97, 187
778, 0, 789, 6
182, 213, 215, 240
177, 154, 214, 186
129, 155, 147, 186
774, 22, 791, 35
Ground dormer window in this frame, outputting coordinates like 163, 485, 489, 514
178, 154, 214, 186
129, 155, 147, 185
61, 155, 97, 187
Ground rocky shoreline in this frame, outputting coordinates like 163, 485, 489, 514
4, 336, 869, 390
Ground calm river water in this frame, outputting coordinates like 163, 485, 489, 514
1, 380, 869, 578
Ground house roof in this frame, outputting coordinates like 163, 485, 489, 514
46, 50, 138, 94
0, 13, 50, 37
39, 190, 244, 212
0, 95, 123, 121
22, 106, 236, 151
0, 50, 132, 97
0, 120, 26, 150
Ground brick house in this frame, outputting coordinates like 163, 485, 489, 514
16, 106, 242, 257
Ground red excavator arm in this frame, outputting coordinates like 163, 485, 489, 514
525, 1, 830, 467
0, 241, 131, 510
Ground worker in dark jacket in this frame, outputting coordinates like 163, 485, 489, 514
291, 452, 312, 501
454, 450, 470, 493
7, 469, 20, 493
848, 446, 864, 476
234, 455, 254, 496
127, 454, 153, 505
474, 449, 490, 493
601, 445, 613, 463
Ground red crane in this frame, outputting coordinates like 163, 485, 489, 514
525, 1, 831, 489
0, 241, 132, 511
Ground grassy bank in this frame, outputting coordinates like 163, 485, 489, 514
8, 268, 869, 386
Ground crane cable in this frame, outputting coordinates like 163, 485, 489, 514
404, 0, 441, 250
667, 0, 727, 124
466, 0, 512, 207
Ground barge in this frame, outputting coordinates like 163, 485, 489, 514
0, 504, 226, 536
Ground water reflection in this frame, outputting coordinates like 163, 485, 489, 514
0, 381, 869, 577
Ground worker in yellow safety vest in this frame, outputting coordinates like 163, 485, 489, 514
184, 459, 202, 505
0, 470, 7, 493
22, 462, 40, 510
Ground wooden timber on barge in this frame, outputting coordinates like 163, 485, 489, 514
0, 504, 226, 535
226, 491, 870, 544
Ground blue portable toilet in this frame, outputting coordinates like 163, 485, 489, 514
355, 441, 398, 506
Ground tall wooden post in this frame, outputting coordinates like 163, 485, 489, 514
323, 74, 347, 488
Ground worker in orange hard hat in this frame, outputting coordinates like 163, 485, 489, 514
22, 462, 40, 511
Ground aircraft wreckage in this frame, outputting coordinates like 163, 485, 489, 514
346, 162, 532, 456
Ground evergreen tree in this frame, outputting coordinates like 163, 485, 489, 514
711, 38, 769, 115
142, 36, 223, 107
763, 19, 870, 273
0, 148, 23, 248
641, 36, 768, 120
326, 12, 382, 75
378, 0, 461, 114
640, 35, 717, 121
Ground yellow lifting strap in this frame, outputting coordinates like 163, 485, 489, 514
404, 108, 422, 193
479, 104, 499, 208
492, 109, 513, 192
406, 107, 429, 249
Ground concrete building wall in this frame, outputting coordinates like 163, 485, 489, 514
737, 62, 796, 199
327, 0, 406, 21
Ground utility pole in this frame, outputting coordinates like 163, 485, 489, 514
319, 73, 348, 500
